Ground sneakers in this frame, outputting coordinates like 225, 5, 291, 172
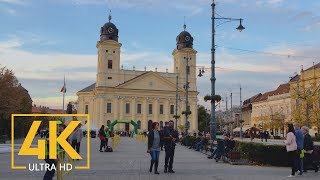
168, 170, 175, 173
287, 175, 295, 178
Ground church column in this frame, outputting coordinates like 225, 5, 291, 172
113, 97, 119, 121
165, 99, 170, 122
119, 97, 124, 131
142, 98, 147, 131
154, 98, 159, 122
93, 97, 98, 126
99, 97, 105, 126
131, 97, 136, 131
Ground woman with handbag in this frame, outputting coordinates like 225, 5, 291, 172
147, 122, 162, 174
284, 123, 298, 177
99, 125, 106, 152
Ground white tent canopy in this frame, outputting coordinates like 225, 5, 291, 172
81, 123, 99, 131
233, 126, 251, 132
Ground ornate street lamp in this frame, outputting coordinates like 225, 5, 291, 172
210, 0, 245, 141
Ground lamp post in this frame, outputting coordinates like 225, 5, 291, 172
175, 67, 179, 131
240, 85, 243, 139
210, 0, 245, 141
184, 56, 191, 136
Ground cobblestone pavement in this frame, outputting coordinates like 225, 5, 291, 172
0, 137, 319, 180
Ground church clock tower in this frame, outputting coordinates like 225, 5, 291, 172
96, 12, 122, 87
173, 23, 197, 92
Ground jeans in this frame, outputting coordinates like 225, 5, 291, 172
71, 140, 80, 154
43, 159, 57, 180
295, 149, 303, 174
150, 150, 160, 161
100, 139, 105, 151
196, 142, 204, 151
165, 147, 175, 170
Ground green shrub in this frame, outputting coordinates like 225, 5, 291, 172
180, 136, 197, 146
312, 137, 320, 142
235, 141, 320, 167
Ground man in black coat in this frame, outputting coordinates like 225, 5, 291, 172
163, 120, 179, 173
302, 126, 319, 172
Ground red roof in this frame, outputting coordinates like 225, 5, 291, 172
305, 62, 320, 71
32, 106, 63, 114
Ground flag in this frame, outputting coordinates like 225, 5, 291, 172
60, 77, 66, 93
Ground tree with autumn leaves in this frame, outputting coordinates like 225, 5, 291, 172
0, 65, 32, 138
290, 79, 320, 130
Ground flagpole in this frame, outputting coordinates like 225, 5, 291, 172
62, 75, 65, 114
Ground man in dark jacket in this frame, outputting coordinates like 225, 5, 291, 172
163, 120, 179, 173
302, 126, 319, 172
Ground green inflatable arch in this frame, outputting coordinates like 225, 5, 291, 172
109, 120, 138, 134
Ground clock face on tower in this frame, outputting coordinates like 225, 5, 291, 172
108, 27, 114, 33
185, 36, 190, 41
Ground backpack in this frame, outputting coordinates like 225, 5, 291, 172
105, 146, 113, 152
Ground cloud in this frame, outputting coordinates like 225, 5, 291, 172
0, 0, 25, 5
0, 5, 16, 15
32, 95, 78, 109
0, 37, 22, 49
71, 0, 208, 16
2, 35, 320, 110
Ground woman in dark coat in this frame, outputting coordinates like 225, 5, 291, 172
147, 122, 162, 174
98, 125, 106, 152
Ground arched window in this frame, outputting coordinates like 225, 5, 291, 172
160, 121, 163, 128
137, 120, 141, 129
148, 120, 153, 131
107, 120, 111, 127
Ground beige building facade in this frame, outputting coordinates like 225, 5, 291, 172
77, 15, 199, 132
249, 84, 292, 136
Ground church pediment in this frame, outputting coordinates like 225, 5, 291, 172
116, 72, 180, 91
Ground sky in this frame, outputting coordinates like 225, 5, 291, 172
1, 0, 320, 110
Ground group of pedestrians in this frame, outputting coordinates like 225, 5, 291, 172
259, 130, 270, 142
285, 123, 319, 178
207, 134, 235, 161
147, 120, 179, 174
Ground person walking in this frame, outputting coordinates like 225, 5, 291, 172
294, 123, 304, 175
260, 131, 264, 142
43, 121, 63, 180
163, 120, 179, 173
70, 123, 83, 160
284, 123, 298, 178
105, 127, 111, 149
302, 126, 319, 173
147, 122, 162, 174
264, 131, 269, 142
98, 125, 106, 152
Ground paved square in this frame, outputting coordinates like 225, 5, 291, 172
0, 137, 319, 180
